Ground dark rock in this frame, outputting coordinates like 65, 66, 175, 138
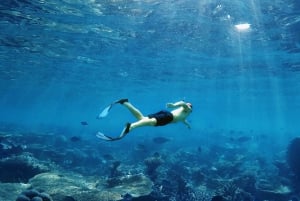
31, 197, 43, 201
274, 160, 291, 179
121, 193, 133, 200
21, 189, 40, 199
16, 195, 30, 201
131, 195, 159, 201
291, 196, 299, 201
287, 137, 300, 179
39, 192, 53, 201
62, 196, 76, 201
211, 195, 224, 201
17, 189, 53, 201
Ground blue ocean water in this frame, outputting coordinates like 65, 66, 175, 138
0, 0, 300, 200
1, 0, 299, 136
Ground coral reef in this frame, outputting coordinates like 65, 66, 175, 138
29, 172, 153, 201
144, 153, 163, 180
0, 134, 24, 158
0, 153, 48, 183
0, 183, 29, 201
109, 160, 122, 178
1, 128, 300, 201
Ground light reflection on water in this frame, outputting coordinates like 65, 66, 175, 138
0, 0, 299, 134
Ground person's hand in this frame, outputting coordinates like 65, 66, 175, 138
166, 103, 174, 108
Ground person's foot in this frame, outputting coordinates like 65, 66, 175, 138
115, 98, 128, 104
124, 123, 131, 134
119, 123, 131, 139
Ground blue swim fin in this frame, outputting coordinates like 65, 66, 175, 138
96, 99, 128, 119
97, 104, 113, 119
96, 123, 130, 141
96, 132, 123, 141
96, 132, 114, 141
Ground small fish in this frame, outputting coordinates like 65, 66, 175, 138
70, 136, 81, 142
236, 136, 252, 142
153, 137, 170, 144
230, 136, 252, 143
80, 121, 88, 126
102, 154, 114, 160
135, 143, 146, 151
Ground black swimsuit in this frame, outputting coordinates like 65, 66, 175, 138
148, 110, 174, 126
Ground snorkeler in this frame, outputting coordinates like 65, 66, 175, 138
96, 99, 193, 141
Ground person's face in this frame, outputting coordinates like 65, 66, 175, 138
187, 103, 193, 110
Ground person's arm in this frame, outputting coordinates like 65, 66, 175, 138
166, 101, 187, 108
183, 120, 191, 129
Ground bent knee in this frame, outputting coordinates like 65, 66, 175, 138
143, 117, 157, 126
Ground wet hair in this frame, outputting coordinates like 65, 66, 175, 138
187, 102, 193, 109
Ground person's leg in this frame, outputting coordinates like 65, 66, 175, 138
122, 102, 144, 120
130, 117, 156, 130
96, 117, 156, 141
120, 117, 156, 137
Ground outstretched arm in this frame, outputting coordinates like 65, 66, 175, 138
183, 120, 191, 129
166, 101, 187, 108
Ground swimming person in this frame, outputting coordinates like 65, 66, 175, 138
96, 99, 193, 141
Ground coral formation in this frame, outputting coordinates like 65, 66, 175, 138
106, 173, 153, 197
109, 160, 122, 178
144, 153, 163, 180
29, 172, 152, 201
0, 135, 24, 157
1, 128, 300, 201
0, 154, 48, 183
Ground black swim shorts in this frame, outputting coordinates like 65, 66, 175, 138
148, 110, 174, 126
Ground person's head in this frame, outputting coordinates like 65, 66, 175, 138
186, 102, 193, 110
